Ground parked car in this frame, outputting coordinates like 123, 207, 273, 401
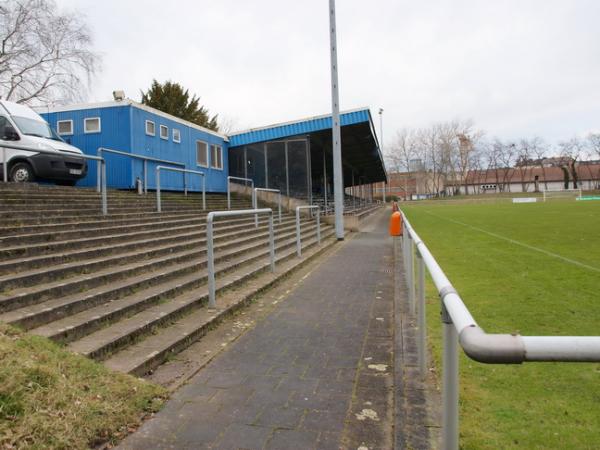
0, 100, 87, 185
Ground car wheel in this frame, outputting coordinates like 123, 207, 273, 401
9, 162, 35, 183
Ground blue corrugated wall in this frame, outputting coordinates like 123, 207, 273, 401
41, 104, 229, 192
42, 106, 132, 188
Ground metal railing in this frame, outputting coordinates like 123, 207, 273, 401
399, 211, 600, 450
227, 176, 254, 210
206, 208, 275, 308
96, 147, 184, 194
156, 166, 206, 212
252, 187, 282, 227
1, 143, 108, 215
295, 205, 320, 257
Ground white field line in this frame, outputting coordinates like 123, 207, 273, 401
422, 210, 600, 274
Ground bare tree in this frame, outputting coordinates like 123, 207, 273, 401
387, 128, 416, 199
558, 137, 585, 189
0, 0, 100, 104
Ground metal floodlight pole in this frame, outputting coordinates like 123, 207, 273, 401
329, 0, 344, 240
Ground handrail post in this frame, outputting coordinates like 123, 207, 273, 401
156, 167, 162, 213
317, 209, 321, 244
207, 213, 216, 308
202, 175, 206, 210
408, 232, 416, 316
417, 250, 427, 379
227, 179, 231, 210
268, 212, 275, 272
2, 147, 7, 182
96, 148, 102, 193
207, 208, 274, 308
443, 306, 459, 450
253, 190, 258, 227
278, 192, 282, 224
101, 160, 107, 216
296, 207, 301, 257
183, 171, 187, 196
143, 160, 148, 194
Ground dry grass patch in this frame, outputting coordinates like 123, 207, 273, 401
0, 323, 166, 449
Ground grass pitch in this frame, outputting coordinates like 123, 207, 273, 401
402, 199, 600, 449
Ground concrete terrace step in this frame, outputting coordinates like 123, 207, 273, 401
68, 229, 334, 364
102, 231, 336, 376
0, 216, 303, 288
11, 224, 325, 353
0, 218, 310, 315
29, 226, 330, 350
0, 212, 279, 263
0, 210, 229, 236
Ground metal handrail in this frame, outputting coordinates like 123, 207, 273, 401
295, 205, 320, 257
206, 208, 275, 308
227, 176, 254, 210
96, 147, 184, 194
253, 187, 282, 227
156, 166, 206, 212
399, 211, 600, 450
1, 142, 108, 215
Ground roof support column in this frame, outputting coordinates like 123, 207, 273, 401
329, 0, 344, 240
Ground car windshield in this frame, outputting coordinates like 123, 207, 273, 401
11, 115, 61, 141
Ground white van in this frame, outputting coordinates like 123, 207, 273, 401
0, 100, 87, 185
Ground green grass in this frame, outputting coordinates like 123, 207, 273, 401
402, 199, 600, 449
0, 323, 166, 449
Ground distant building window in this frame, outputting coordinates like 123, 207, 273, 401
172, 128, 181, 143
57, 120, 73, 135
210, 144, 223, 170
160, 125, 168, 140
196, 141, 208, 167
145, 120, 155, 136
84, 117, 101, 133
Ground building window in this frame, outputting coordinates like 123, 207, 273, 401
145, 120, 155, 136
160, 125, 168, 140
57, 120, 73, 135
196, 141, 208, 167
210, 144, 223, 170
172, 128, 181, 143
84, 117, 101, 133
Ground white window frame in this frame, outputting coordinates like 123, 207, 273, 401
56, 119, 73, 136
83, 117, 101, 134
160, 124, 168, 140
172, 128, 181, 143
145, 120, 155, 136
210, 144, 223, 170
196, 140, 208, 168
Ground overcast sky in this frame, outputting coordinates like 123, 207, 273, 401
58, 0, 600, 148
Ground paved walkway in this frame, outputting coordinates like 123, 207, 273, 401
120, 212, 398, 450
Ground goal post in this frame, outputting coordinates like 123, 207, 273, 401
542, 188, 582, 202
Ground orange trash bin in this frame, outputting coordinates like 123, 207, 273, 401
389, 211, 403, 236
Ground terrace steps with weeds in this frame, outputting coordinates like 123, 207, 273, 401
0, 183, 336, 376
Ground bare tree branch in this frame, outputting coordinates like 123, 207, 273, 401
0, 0, 101, 104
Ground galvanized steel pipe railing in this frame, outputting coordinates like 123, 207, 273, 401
2, 143, 108, 215
253, 187, 282, 227
295, 205, 320, 257
227, 176, 254, 210
156, 166, 206, 212
399, 211, 600, 450
97, 147, 184, 194
206, 208, 275, 308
